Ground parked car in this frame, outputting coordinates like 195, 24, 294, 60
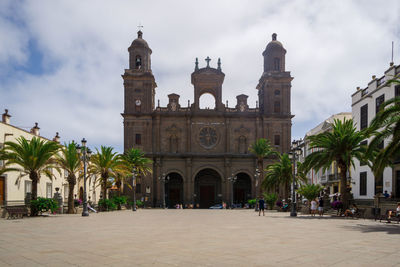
209, 204, 223, 209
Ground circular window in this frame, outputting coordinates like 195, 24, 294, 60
199, 127, 218, 148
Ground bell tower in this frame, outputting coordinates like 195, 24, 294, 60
257, 33, 293, 153
123, 30, 156, 115
257, 33, 292, 116
122, 30, 156, 153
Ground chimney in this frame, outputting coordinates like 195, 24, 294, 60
53, 132, 60, 143
30, 122, 40, 136
2, 109, 11, 124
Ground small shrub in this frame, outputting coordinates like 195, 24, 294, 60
31, 197, 59, 214
112, 196, 128, 205
297, 184, 324, 202
248, 199, 256, 206
99, 199, 117, 211
263, 193, 278, 210
136, 200, 144, 207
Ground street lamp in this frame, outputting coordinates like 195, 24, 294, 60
227, 173, 237, 209
158, 173, 169, 209
76, 138, 92, 217
254, 168, 260, 211
132, 167, 137, 211
289, 139, 302, 217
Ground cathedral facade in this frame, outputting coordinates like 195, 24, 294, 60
122, 31, 293, 208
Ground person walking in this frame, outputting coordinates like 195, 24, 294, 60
318, 197, 324, 217
258, 196, 265, 216
310, 198, 317, 217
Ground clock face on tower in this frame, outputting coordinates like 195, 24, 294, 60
135, 99, 141, 106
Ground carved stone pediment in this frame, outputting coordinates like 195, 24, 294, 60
166, 124, 182, 136
234, 124, 250, 136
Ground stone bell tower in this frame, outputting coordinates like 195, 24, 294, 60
122, 30, 156, 152
191, 57, 225, 111
257, 33, 293, 153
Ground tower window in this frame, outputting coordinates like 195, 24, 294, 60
135, 55, 142, 69
274, 101, 281, 113
274, 90, 280, 96
274, 135, 280, 146
135, 134, 142, 145
274, 58, 280, 71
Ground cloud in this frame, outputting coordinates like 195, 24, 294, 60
0, 0, 399, 150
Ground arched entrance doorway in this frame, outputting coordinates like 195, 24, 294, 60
234, 173, 252, 206
165, 173, 183, 208
195, 168, 222, 208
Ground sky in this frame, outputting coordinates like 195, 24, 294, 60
0, 0, 399, 153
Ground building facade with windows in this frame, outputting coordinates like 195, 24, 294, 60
303, 112, 352, 195
0, 110, 101, 207
351, 63, 400, 200
122, 32, 293, 208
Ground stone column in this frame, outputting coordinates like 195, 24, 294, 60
154, 158, 162, 207
224, 158, 231, 205
185, 158, 192, 205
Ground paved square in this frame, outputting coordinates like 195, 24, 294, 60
0, 210, 399, 266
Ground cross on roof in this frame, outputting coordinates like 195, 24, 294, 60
138, 23, 143, 31
205, 56, 211, 67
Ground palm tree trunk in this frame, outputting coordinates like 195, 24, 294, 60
30, 172, 39, 216
67, 177, 76, 214
102, 175, 107, 201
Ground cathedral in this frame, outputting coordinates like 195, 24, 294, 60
122, 31, 293, 208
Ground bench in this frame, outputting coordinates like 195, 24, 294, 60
379, 209, 400, 224
5, 205, 29, 219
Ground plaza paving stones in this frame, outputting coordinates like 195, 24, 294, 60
0, 210, 399, 266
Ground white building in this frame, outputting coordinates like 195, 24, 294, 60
351, 63, 400, 200
303, 112, 352, 195
0, 109, 101, 207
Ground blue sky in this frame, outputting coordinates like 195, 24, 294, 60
0, 0, 399, 152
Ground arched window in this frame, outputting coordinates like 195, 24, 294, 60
135, 55, 142, 69
274, 101, 280, 113
274, 58, 280, 71
199, 93, 216, 109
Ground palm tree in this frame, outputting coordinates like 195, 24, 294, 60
120, 148, 152, 206
367, 96, 400, 177
249, 138, 278, 197
88, 146, 123, 202
304, 118, 367, 208
262, 153, 307, 199
0, 137, 60, 216
55, 141, 80, 214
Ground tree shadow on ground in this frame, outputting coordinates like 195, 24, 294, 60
341, 223, 400, 235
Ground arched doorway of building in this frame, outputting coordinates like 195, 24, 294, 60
194, 168, 222, 208
234, 172, 252, 206
165, 172, 184, 208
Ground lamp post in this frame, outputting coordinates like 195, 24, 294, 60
76, 138, 92, 217
289, 139, 302, 217
227, 174, 237, 209
254, 168, 260, 211
132, 167, 137, 211
158, 173, 169, 209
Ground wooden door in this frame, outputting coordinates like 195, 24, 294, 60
200, 185, 215, 208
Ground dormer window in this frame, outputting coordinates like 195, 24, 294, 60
135, 55, 142, 69
274, 58, 280, 71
